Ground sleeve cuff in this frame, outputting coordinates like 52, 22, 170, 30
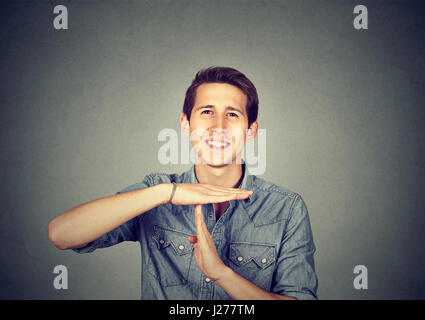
283, 291, 318, 300
71, 241, 96, 254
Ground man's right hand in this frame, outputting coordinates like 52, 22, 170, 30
161, 183, 253, 205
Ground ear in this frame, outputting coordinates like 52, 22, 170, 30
246, 120, 259, 142
180, 114, 190, 136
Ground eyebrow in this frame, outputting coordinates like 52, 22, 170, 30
195, 105, 245, 115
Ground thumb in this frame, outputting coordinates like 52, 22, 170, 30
188, 235, 198, 244
194, 204, 202, 216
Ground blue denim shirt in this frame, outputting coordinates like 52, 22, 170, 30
73, 165, 318, 300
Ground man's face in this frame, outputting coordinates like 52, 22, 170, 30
181, 82, 258, 167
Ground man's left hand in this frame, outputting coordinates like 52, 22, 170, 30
188, 204, 228, 281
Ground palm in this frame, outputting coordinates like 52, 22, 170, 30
189, 204, 227, 281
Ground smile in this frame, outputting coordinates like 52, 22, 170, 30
205, 140, 231, 149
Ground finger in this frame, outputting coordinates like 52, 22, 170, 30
188, 235, 197, 244
194, 204, 203, 236
204, 193, 252, 203
194, 205, 209, 242
204, 185, 253, 194
234, 192, 253, 199
201, 188, 253, 198
197, 209, 214, 250
207, 186, 250, 193
197, 205, 209, 235
194, 204, 203, 217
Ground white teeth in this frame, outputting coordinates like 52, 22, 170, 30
207, 140, 229, 147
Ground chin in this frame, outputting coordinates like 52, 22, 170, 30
205, 162, 230, 169
199, 155, 239, 167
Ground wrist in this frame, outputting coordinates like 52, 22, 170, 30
157, 183, 173, 205
215, 265, 234, 286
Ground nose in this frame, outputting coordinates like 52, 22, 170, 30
209, 119, 231, 141
203, 113, 232, 142
212, 114, 226, 131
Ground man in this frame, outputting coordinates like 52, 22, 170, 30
48, 67, 318, 299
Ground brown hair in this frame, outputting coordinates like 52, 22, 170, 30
182, 67, 259, 127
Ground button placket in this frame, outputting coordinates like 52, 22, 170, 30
205, 204, 216, 232
200, 274, 214, 300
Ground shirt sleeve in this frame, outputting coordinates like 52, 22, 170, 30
72, 175, 152, 254
271, 195, 318, 300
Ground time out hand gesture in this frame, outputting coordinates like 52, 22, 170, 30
168, 183, 252, 205
188, 204, 228, 281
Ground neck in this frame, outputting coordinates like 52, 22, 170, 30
195, 163, 244, 188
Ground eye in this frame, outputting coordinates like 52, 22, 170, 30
228, 112, 239, 118
201, 110, 212, 115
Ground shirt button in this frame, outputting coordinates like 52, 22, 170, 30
159, 239, 165, 245
178, 245, 185, 250
237, 256, 244, 262
208, 213, 214, 218
205, 277, 211, 283
261, 258, 267, 264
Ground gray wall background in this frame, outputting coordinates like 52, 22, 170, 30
1, 0, 424, 299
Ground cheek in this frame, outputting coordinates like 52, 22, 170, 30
230, 127, 247, 143
189, 128, 209, 145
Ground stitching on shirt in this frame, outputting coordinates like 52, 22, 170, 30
146, 172, 169, 183
255, 184, 297, 197
287, 194, 301, 222
135, 174, 155, 225
248, 179, 298, 226
251, 213, 289, 227
146, 172, 184, 185
145, 174, 154, 186
251, 176, 298, 198
153, 224, 193, 237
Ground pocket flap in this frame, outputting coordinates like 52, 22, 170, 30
230, 242, 276, 269
152, 225, 193, 256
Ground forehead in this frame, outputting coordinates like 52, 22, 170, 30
194, 83, 247, 110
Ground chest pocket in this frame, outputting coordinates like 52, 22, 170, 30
148, 225, 194, 287
229, 242, 277, 290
